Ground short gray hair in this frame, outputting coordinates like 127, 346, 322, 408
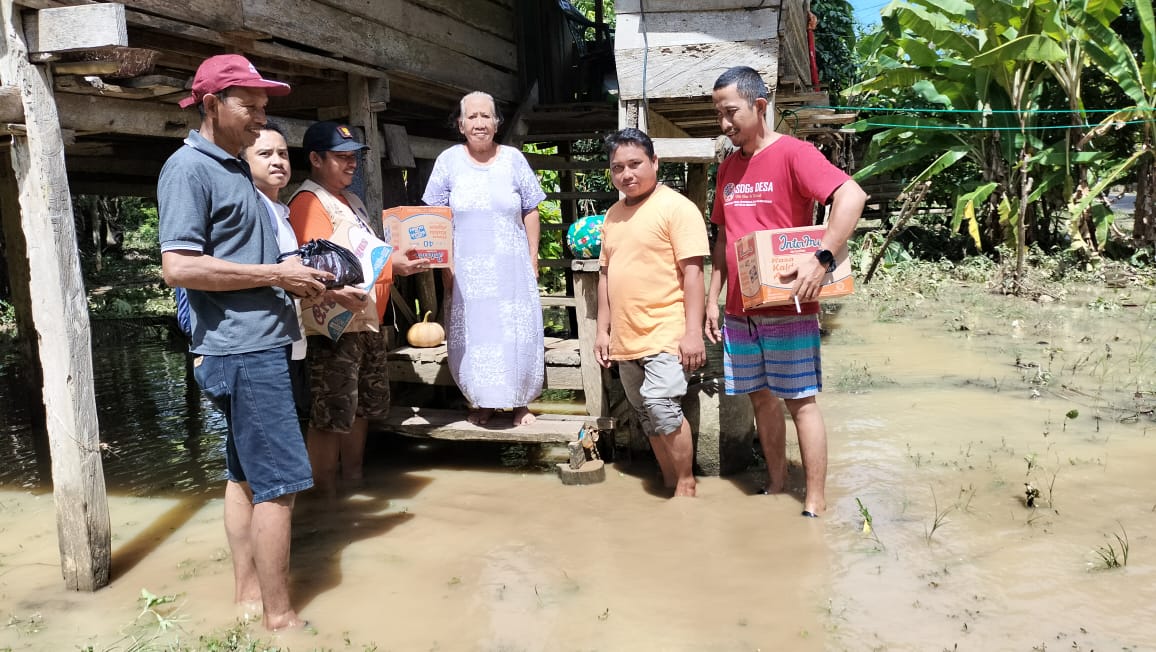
454, 91, 503, 128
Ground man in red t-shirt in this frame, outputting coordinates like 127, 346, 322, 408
705, 66, 867, 517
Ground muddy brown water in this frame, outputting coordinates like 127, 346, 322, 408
1, 283, 1154, 651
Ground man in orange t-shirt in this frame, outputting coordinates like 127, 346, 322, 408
594, 128, 710, 498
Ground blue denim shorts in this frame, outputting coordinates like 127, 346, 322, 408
193, 347, 314, 503
617, 352, 688, 437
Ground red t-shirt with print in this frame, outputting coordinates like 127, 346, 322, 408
711, 134, 850, 317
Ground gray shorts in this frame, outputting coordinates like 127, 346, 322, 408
618, 352, 688, 437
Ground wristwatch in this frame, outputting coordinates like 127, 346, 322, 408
815, 249, 837, 273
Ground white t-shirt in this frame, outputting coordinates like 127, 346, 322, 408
260, 192, 307, 360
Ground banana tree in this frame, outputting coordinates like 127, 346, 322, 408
1069, 0, 1156, 250
848, 0, 1069, 280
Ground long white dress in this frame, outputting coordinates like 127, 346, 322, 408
422, 145, 546, 408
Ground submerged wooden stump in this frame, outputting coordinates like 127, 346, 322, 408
556, 459, 605, 485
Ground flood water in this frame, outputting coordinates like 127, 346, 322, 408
0, 281, 1154, 651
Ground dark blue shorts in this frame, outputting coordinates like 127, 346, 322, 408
193, 347, 314, 503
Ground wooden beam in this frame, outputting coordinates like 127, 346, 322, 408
348, 73, 383, 233
241, 0, 518, 101
120, 8, 387, 80
686, 163, 710, 214
315, 0, 516, 71
0, 91, 318, 145
653, 137, 720, 163
614, 0, 778, 11
24, 3, 127, 55
407, 0, 514, 41
615, 39, 779, 101
524, 153, 607, 171
614, 7, 779, 50
1, 1, 110, 591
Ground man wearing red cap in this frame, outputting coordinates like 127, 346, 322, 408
158, 54, 325, 631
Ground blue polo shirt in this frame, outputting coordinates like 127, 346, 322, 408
158, 130, 299, 355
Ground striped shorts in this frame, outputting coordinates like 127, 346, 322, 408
722, 313, 822, 398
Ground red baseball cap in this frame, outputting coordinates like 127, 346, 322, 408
179, 54, 291, 108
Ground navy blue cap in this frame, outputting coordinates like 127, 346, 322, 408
302, 121, 369, 154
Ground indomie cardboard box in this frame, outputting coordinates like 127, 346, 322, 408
735, 225, 854, 311
382, 205, 453, 268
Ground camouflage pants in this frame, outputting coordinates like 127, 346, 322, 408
306, 331, 390, 433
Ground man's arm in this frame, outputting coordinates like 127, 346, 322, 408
678, 257, 706, 371
594, 266, 612, 368
162, 250, 329, 297
523, 208, 541, 279
705, 231, 727, 344
779, 180, 868, 301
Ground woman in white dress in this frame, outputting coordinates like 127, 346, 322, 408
422, 92, 546, 426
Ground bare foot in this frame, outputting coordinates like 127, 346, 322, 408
266, 611, 308, 632
673, 478, 697, 497
512, 406, 536, 426
236, 599, 262, 623
468, 408, 495, 426
764, 471, 787, 494
803, 498, 826, 516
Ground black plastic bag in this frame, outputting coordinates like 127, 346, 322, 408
277, 238, 364, 288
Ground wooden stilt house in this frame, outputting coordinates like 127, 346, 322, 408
0, 0, 842, 591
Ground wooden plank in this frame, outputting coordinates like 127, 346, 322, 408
387, 357, 585, 390
0, 90, 316, 144
545, 364, 582, 390
316, 0, 516, 71
777, 0, 811, 90
408, 0, 513, 40
121, 9, 386, 79
654, 137, 719, 163
1, 1, 110, 591
525, 153, 607, 171
242, 0, 518, 101
387, 358, 455, 385
615, 39, 779, 100
381, 123, 416, 168
539, 295, 576, 308
13, 0, 244, 32
24, 3, 126, 55
571, 266, 606, 418
381, 406, 610, 443
614, 8, 779, 50
122, 0, 243, 32
615, 0, 779, 11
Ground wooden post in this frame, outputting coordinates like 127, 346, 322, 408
349, 74, 384, 236
686, 163, 710, 214
571, 259, 605, 417
1, 3, 110, 590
